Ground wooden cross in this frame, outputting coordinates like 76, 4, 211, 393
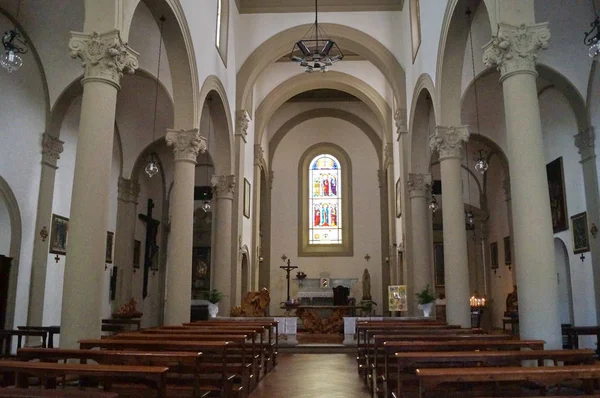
280, 259, 298, 303
54, 254, 60, 263
138, 199, 160, 299
580, 253, 586, 262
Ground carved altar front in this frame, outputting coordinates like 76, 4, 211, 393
281, 305, 363, 334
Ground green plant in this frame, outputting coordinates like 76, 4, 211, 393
203, 289, 224, 304
415, 284, 435, 305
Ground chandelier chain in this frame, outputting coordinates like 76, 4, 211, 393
467, 8, 482, 139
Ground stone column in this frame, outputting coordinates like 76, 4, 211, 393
503, 178, 517, 281
212, 175, 236, 315
28, 133, 64, 327
574, 128, 600, 321
430, 126, 471, 327
252, 144, 267, 291
407, 173, 433, 315
484, 22, 561, 348
113, 177, 140, 309
60, 30, 138, 348
164, 129, 206, 325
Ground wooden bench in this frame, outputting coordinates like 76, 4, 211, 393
0, 388, 118, 397
564, 325, 600, 350
416, 364, 600, 397
0, 331, 48, 358
102, 318, 141, 331
394, 349, 596, 398
16, 327, 60, 349
0, 360, 168, 397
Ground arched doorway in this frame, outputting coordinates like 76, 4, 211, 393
241, 252, 249, 297
554, 238, 574, 325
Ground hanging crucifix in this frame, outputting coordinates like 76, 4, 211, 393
280, 259, 298, 303
138, 199, 160, 299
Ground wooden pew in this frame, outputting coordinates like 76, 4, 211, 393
101, 318, 141, 331
16, 327, 60, 349
394, 349, 596, 398
0, 360, 168, 398
0, 388, 118, 397
564, 325, 600, 350
79, 339, 248, 397
416, 364, 600, 398
0, 331, 48, 358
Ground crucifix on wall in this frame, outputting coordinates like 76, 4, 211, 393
280, 259, 298, 303
138, 199, 160, 299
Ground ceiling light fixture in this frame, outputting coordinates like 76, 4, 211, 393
429, 193, 439, 213
474, 149, 489, 174
1, 0, 28, 73
585, 0, 600, 61
289, 0, 344, 73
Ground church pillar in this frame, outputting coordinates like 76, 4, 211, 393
483, 22, 561, 348
407, 173, 433, 315
574, 127, 600, 321
503, 178, 517, 282
252, 145, 267, 291
212, 175, 236, 315
60, 30, 138, 348
164, 129, 206, 325
28, 134, 64, 327
430, 126, 471, 327
113, 177, 140, 309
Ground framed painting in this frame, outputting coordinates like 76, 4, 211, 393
395, 178, 401, 218
192, 246, 211, 299
571, 212, 590, 254
133, 240, 141, 269
546, 157, 568, 233
503, 236, 512, 265
243, 178, 251, 219
105, 231, 114, 264
433, 243, 445, 287
49, 214, 69, 255
490, 242, 498, 270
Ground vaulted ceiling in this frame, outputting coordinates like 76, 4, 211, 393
235, 0, 404, 14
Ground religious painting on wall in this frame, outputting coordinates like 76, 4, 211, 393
133, 240, 141, 269
49, 214, 69, 255
546, 157, 568, 233
309, 154, 342, 245
571, 212, 590, 254
503, 236, 512, 266
388, 285, 408, 312
192, 247, 211, 299
243, 178, 251, 219
395, 178, 401, 218
433, 243, 445, 287
490, 242, 498, 271
105, 231, 114, 264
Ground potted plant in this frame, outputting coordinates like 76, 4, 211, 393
203, 289, 224, 318
415, 284, 435, 317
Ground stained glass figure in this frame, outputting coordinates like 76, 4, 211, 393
309, 154, 342, 244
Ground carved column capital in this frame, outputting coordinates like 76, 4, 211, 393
236, 110, 250, 143
383, 143, 393, 169
407, 173, 432, 199
254, 144, 267, 170
166, 128, 206, 163
483, 22, 550, 81
212, 175, 236, 200
430, 126, 470, 160
117, 177, 140, 204
41, 133, 64, 167
69, 30, 139, 89
574, 127, 596, 162
395, 108, 408, 141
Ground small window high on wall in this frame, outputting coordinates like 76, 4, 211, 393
216, 0, 229, 66
299, 144, 353, 256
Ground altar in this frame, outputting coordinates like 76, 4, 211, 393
295, 277, 358, 305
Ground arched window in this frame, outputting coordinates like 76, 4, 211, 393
299, 144, 353, 256
215, 0, 229, 66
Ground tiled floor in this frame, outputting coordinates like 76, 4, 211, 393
249, 353, 371, 398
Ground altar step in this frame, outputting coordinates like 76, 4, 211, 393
279, 344, 355, 354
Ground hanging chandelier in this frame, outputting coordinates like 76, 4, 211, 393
201, 106, 213, 213
473, 149, 489, 174
289, 0, 344, 73
429, 193, 439, 213
585, 0, 600, 61
1, 0, 28, 73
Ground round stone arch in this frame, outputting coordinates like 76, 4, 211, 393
269, 108, 383, 165
255, 72, 392, 146
199, 75, 234, 176
436, 0, 495, 126
0, 176, 22, 330
237, 23, 406, 114
409, 74, 438, 174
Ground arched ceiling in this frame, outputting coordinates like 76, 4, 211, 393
235, 0, 404, 13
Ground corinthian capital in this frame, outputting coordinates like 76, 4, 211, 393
118, 177, 140, 204
482, 23, 550, 80
395, 108, 407, 140
383, 143, 393, 169
574, 127, 595, 153
41, 133, 64, 166
211, 175, 236, 199
430, 126, 470, 160
166, 129, 206, 163
254, 144, 267, 169
407, 173, 432, 198
236, 110, 250, 142
69, 30, 139, 88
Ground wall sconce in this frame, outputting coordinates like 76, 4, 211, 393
591, 223, 598, 239
39, 226, 48, 242
385, 257, 389, 263
259, 256, 264, 263
281, 254, 288, 262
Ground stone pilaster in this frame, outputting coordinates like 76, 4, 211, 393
164, 128, 205, 325
395, 108, 408, 141
212, 175, 236, 314
383, 143, 393, 170
430, 126, 471, 327
254, 144, 267, 170
41, 134, 64, 167
60, 30, 138, 349
484, 22, 561, 348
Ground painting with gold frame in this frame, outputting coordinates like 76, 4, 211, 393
571, 212, 590, 254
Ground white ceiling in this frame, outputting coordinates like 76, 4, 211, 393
235, 0, 404, 14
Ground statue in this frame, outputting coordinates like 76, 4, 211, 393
230, 288, 271, 317
362, 268, 372, 301
505, 284, 518, 318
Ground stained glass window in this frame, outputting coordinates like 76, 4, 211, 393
309, 154, 342, 244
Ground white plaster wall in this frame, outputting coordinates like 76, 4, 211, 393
269, 117, 382, 315
540, 88, 597, 335
0, 9, 46, 328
